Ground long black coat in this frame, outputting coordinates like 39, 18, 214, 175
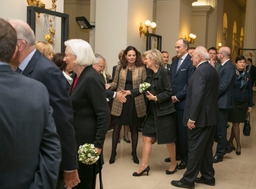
70, 66, 110, 177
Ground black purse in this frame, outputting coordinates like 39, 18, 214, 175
243, 113, 251, 136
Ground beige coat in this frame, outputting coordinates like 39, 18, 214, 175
110, 65, 147, 118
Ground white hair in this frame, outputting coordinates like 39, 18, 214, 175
64, 39, 96, 66
195, 46, 209, 60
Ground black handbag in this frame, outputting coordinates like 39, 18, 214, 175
243, 113, 251, 136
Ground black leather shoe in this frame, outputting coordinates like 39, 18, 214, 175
225, 146, 233, 154
165, 157, 171, 162
177, 162, 187, 169
212, 155, 223, 163
171, 180, 194, 189
195, 176, 215, 186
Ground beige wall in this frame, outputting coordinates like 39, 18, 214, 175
64, 0, 90, 43
0, 0, 64, 53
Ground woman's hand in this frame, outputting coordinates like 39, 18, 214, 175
146, 91, 157, 101
105, 83, 110, 89
95, 147, 102, 155
248, 107, 252, 113
121, 90, 131, 97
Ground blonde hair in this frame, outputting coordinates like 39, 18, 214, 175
143, 49, 164, 67
36, 41, 53, 57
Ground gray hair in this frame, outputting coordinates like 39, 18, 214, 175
143, 49, 163, 67
64, 39, 96, 66
195, 46, 209, 60
8, 19, 35, 46
95, 53, 106, 64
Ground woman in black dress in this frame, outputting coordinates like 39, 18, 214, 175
124, 49, 177, 176
107, 46, 147, 164
228, 55, 253, 155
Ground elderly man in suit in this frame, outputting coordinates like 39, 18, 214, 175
166, 39, 195, 170
0, 18, 61, 189
213, 46, 236, 163
171, 46, 219, 188
9, 19, 80, 189
93, 53, 126, 103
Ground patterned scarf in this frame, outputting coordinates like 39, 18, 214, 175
236, 69, 247, 88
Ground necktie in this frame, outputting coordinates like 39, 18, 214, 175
16, 67, 22, 73
176, 58, 183, 72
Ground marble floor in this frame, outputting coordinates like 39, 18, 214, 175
98, 90, 256, 189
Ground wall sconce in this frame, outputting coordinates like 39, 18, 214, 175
218, 43, 222, 48
185, 33, 196, 44
76, 16, 95, 29
139, 20, 157, 37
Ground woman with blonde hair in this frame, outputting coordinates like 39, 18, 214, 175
124, 49, 177, 176
35, 41, 53, 60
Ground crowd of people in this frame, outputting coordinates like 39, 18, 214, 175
0, 17, 255, 189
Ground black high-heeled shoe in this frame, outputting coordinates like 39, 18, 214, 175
236, 146, 241, 155
123, 136, 131, 143
131, 152, 139, 164
132, 166, 150, 176
109, 152, 117, 164
166, 163, 178, 175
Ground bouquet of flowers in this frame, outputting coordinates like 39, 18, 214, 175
139, 82, 151, 93
78, 143, 99, 165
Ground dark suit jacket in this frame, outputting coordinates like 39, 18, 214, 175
0, 65, 61, 189
183, 62, 219, 127
169, 54, 195, 110
22, 50, 77, 170
246, 64, 256, 86
70, 66, 110, 177
218, 59, 236, 109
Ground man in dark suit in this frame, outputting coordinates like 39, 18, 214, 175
161, 50, 171, 70
171, 46, 219, 188
208, 47, 221, 71
9, 19, 80, 189
166, 39, 195, 169
0, 18, 61, 189
93, 53, 127, 103
213, 46, 236, 163
247, 58, 256, 104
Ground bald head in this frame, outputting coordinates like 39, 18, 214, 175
217, 46, 231, 63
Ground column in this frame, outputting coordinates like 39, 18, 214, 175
191, 5, 213, 47
94, 0, 153, 73
155, 0, 195, 56
243, 0, 256, 49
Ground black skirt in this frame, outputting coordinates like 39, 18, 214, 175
228, 101, 248, 123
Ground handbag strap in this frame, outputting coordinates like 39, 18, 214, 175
246, 112, 250, 121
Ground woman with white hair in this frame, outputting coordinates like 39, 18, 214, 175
63, 39, 110, 189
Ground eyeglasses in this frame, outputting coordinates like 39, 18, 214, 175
97, 64, 105, 69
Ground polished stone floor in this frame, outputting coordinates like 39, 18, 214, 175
98, 90, 256, 189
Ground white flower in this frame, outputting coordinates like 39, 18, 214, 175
78, 143, 99, 165
139, 82, 151, 93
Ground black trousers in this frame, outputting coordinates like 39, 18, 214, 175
215, 109, 229, 157
182, 125, 216, 183
176, 109, 188, 162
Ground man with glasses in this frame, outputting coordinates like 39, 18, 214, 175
93, 53, 126, 103
213, 46, 236, 163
